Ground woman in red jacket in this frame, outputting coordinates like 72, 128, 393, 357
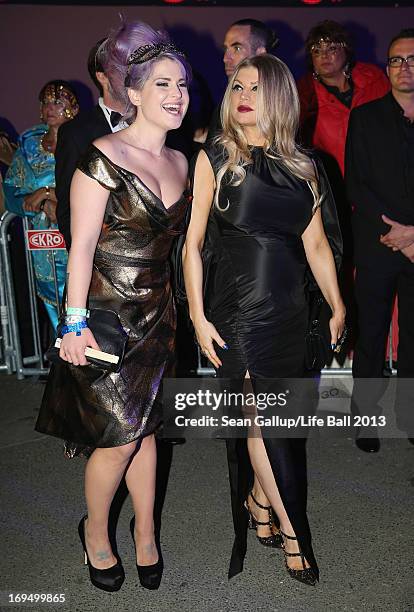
298, 20, 389, 176
297, 21, 393, 375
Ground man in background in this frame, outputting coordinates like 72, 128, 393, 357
346, 29, 414, 452
55, 38, 125, 249
207, 19, 279, 139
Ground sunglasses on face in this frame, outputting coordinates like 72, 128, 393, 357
310, 43, 345, 57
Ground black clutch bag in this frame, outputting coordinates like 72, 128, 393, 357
45, 308, 128, 373
305, 291, 348, 371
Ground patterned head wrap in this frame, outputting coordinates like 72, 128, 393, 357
40, 82, 79, 120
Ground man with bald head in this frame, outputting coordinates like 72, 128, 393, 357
207, 19, 278, 139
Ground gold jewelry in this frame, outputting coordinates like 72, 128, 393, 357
41, 83, 79, 117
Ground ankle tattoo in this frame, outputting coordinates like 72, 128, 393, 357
144, 543, 155, 554
96, 550, 111, 561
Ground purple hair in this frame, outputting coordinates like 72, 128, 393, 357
103, 20, 192, 123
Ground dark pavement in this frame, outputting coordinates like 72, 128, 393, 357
0, 373, 413, 612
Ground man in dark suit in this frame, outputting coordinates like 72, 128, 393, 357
345, 29, 414, 452
55, 39, 125, 249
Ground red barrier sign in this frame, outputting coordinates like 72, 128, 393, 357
26, 229, 66, 250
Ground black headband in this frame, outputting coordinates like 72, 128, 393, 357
125, 42, 185, 86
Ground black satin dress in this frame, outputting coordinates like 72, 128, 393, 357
35, 145, 188, 456
203, 144, 320, 580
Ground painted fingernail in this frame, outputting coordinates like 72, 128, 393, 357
223, 344, 229, 350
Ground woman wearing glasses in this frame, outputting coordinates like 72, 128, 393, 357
297, 20, 389, 177
297, 21, 390, 405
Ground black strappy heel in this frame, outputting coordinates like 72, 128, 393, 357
280, 530, 317, 586
244, 491, 283, 548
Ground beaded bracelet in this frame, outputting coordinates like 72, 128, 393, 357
65, 315, 87, 325
61, 320, 88, 337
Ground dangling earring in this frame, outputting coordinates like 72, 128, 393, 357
343, 63, 351, 80
40, 104, 44, 122
312, 70, 320, 81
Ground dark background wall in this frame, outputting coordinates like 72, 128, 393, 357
1, 4, 414, 135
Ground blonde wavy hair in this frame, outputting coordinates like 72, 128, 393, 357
214, 54, 319, 211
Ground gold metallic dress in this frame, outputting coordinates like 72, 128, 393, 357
35, 144, 188, 455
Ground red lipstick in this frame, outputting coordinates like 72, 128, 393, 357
237, 105, 253, 112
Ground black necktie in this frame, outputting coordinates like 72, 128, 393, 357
110, 111, 122, 128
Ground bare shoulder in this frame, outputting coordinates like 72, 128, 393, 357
92, 133, 120, 158
194, 149, 214, 177
167, 148, 188, 173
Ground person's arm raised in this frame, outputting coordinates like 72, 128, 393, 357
182, 150, 227, 368
59, 169, 108, 366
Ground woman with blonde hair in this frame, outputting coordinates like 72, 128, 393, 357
183, 54, 344, 586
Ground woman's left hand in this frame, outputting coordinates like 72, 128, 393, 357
329, 306, 346, 350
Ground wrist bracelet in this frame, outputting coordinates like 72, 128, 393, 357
61, 320, 88, 337
66, 307, 90, 317
65, 315, 87, 324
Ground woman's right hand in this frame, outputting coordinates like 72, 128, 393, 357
23, 187, 47, 213
59, 327, 100, 366
193, 316, 228, 369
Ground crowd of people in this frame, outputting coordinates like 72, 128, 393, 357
1, 15, 413, 593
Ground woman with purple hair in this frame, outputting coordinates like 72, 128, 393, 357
36, 20, 190, 592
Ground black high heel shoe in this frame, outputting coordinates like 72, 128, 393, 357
280, 530, 317, 586
244, 491, 283, 548
78, 516, 125, 592
130, 517, 163, 590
